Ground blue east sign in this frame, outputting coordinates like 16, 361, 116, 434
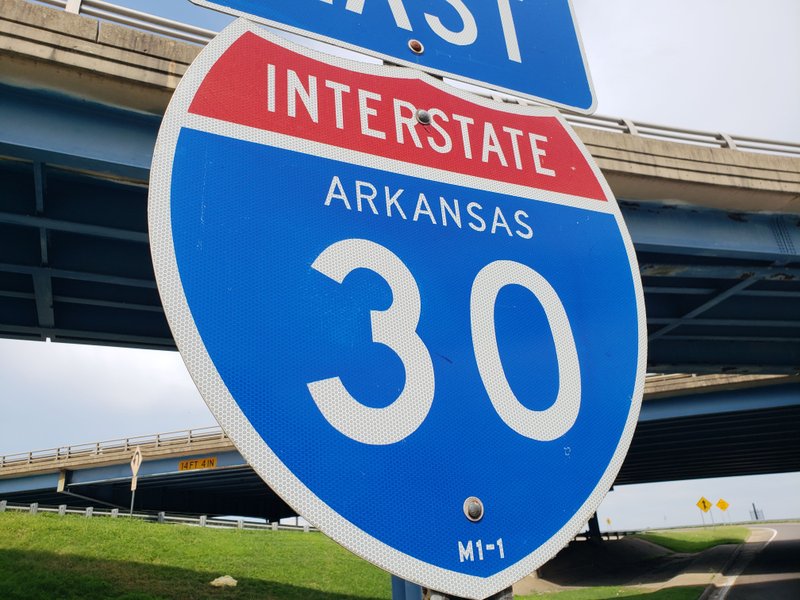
190, 0, 596, 113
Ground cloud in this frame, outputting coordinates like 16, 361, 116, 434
0, 338, 215, 454
572, 0, 800, 141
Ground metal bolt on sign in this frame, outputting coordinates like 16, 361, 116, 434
408, 39, 424, 55
463, 497, 484, 522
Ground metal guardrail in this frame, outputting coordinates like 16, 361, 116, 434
31, 0, 800, 158
0, 500, 314, 531
0, 426, 228, 469
1, 502, 633, 543
37, 0, 217, 44
573, 529, 637, 541
1, 373, 781, 468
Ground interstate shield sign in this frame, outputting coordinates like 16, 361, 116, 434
149, 20, 646, 599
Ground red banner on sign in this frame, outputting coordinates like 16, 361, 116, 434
189, 32, 606, 202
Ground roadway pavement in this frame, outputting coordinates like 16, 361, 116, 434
512, 523, 800, 598
707, 523, 800, 600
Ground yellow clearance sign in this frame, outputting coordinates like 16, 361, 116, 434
179, 457, 218, 471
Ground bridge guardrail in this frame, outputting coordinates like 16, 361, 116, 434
32, 0, 800, 158
0, 426, 228, 470
2, 501, 639, 543
2, 374, 785, 470
38, 0, 217, 44
0, 500, 314, 531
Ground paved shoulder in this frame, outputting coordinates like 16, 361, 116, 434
709, 523, 800, 600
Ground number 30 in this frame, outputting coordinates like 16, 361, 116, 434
307, 239, 580, 445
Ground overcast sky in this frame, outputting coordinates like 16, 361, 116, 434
574, 0, 800, 142
2, 0, 798, 529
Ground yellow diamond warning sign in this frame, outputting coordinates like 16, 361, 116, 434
696, 496, 712, 512
716, 498, 730, 511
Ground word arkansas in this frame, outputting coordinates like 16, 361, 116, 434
325, 175, 533, 240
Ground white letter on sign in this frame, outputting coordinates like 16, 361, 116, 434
425, 0, 478, 46
470, 260, 581, 441
497, 0, 522, 62
307, 239, 435, 445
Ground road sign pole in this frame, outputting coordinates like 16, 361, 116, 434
391, 576, 421, 599
428, 588, 514, 600
129, 447, 142, 516
391, 578, 514, 600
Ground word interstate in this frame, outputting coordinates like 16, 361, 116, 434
266, 63, 557, 179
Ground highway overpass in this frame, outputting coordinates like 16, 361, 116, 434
2, 373, 798, 519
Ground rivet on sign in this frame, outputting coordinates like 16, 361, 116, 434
408, 39, 424, 55
416, 110, 432, 126
463, 497, 484, 522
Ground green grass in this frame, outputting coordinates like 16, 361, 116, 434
634, 526, 750, 553
0, 511, 390, 600
517, 587, 704, 600
0, 512, 716, 600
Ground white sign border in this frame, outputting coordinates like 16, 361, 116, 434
189, 0, 598, 115
149, 19, 645, 599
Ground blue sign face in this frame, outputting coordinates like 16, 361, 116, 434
190, 0, 596, 113
150, 21, 644, 599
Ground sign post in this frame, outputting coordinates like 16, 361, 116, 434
129, 446, 142, 516
716, 498, 730, 524
149, 19, 645, 599
696, 496, 712, 527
